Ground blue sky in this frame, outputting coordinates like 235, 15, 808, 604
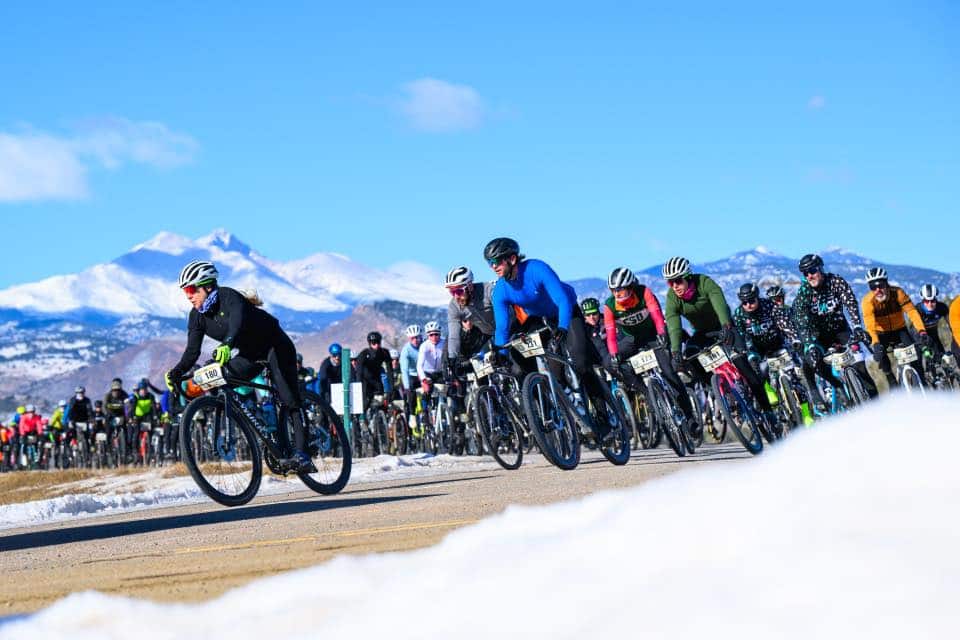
1, 1, 957, 289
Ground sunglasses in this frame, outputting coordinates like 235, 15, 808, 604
868, 281, 888, 291
182, 285, 200, 296
488, 257, 507, 267
667, 277, 685, 286
427, 332, 441, 337
742, 298, 759, 306
802, 268, 821, 277
449, 287, 467, 296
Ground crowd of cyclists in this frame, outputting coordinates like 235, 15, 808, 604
4, 240, 959, 475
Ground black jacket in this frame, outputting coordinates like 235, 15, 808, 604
173, 286, 286, 372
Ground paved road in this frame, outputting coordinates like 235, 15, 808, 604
0, 443, 748, 615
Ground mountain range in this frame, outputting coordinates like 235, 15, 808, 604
1, 231, 957, 410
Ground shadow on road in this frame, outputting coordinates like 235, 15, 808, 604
0, 493, 440, 553
343, 474, 499, 496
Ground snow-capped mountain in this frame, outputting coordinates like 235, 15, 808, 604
0, 228, 448, 319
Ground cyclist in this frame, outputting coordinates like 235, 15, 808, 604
399, 325, 423, 415
92, 400, 108, 440
445, 266, 498, 363
65, 385, 95, 452
861, 267, 929, 388
356, 331, 393, 413
316, 343, 343, 406
734, 283, 815, 423
603, 267, 695, 425
164, 259, 314, 472
127, 380, 159, 460
485, 237, 614, 443
296, 353, 317, 390
766, 285, 789, 309
417, 321, 446, 390
49, 400, 66, 433
581, 297, 607, 357
662, 257, 777, 425
17, 405, 42, 466
917, 284, 950, 357
793, 254, 878, 398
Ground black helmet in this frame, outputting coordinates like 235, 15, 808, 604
580, 297, 600, 314
766, 285, 785, 299
137, 380, 149, 391
296, 352, 303, 364
738, 283, 760, 303
798, 254, 824, 273
483, 237, 520, 263
367, 331, 382, 344
94, 400, 103, 409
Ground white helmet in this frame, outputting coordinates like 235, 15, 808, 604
865, 267, 888, 284
608, 267, 637, 290
424, 321, 442, 335
445, 266, 474, 288
405, 324, 422, 338
662, 257, 691, 280
920, 284, 939, 301
178, 260, 219, 288
389, 349, 400, 359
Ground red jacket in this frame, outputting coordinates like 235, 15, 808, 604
18, 413, 43, 435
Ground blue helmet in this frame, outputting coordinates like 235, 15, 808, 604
329, 343, 342, 356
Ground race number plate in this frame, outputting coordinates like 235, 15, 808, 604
893, 344, 918, 366
433, 383, 447, 395
140, 421, 152, 432
509, 332, 546, 358
696, 345, 730, 373
44, 441, 53, 448
629, 349, 658, 374
75, 422, 88, 431
766, 350, 794, 372
824, 349, 855, 368
194, 363, 227, 390
95, 432, 108, 442
471, 357, 494, 378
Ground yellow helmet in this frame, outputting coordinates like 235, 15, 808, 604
16, 406, 26, 414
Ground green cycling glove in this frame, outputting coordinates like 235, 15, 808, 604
213, 344, 232, 365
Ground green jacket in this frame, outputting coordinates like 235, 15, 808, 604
664, 274, 732, 353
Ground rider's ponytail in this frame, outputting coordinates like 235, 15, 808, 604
238, 288, 264, 307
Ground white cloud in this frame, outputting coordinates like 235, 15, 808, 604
808, 95, 826, 110
0, 118, 198, 203
399, 78, 484, 133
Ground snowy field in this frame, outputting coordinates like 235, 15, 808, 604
0, 453, 501, 531
2, 395, 958, 639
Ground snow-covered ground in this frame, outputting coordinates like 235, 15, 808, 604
0, 453, 501, 531
2, 395, 957, 639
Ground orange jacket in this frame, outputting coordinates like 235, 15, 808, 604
861, 286, 924, 343
951, 297, 960, 345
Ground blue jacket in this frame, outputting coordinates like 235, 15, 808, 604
399, 342, 420, 390
492, 259, 577, 346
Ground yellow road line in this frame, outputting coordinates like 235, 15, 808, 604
174, 519, 478, 555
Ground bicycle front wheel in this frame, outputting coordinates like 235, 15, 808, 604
474, 386, 522, 470
521, 373, 580, 470
899, 365, 925, 397
299, 391, 352, 495
592, 383, 631, 465
647, 379, 685, 457
179, 394, 262, 507
711, 376, 763, 455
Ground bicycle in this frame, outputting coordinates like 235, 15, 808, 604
763, 348, 815, 431
819, 340, 872, 410
685, 341, 765, 455
419, 381, 455, 455
469, 354, 525, 470
176, 361, 351, 507
888, 343, 925, 396
923, 350, 960, 392
513, 326, 631, 470
625, 348, 694, 456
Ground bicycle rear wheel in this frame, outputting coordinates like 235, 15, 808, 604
299, 391, 352, 495
711, 376, 763, 455
179, 394, 262, 507
474, 386, 522, 470
611, 386, 640, 449
391, 412, 409, 455
521, 372, 580, 470
778, 373, 804, 431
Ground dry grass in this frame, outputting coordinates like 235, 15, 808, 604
0, 465, 190, 506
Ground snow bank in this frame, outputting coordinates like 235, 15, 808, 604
0, 454, 499, 531
3, 395, 957, 639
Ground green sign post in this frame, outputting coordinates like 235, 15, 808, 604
341, 347, 351, 444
